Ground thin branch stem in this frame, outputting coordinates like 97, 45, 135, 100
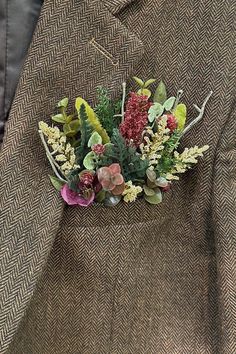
41, 135, 64, 172
181, 91, 213, 137
173, 89, 184, 111
46, 152, 66, 181
38, 130, 67, 182
121, 82, 126, 123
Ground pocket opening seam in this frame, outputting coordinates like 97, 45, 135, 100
89, 37, 119, 66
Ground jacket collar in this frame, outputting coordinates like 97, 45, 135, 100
0, 0, 143, 351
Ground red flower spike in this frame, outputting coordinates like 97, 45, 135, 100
166, 114, 178, 133
119, 92, 152, 147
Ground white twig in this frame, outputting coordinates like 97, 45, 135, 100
181, 91, 213, 137
173, 89, 184, 111
46, 153, 66, 181
38, 130, 67, 182
121, 82, 126, 122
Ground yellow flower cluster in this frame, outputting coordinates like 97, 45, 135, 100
122, 181, 143, 203
165, 145, 209, 181
38, 121, 80, 175
38, 121, 61, 142
140, 116, 170, 166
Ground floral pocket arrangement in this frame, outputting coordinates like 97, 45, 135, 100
38, 77, 212, 207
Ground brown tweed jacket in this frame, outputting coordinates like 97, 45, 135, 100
0, 0, 235, 353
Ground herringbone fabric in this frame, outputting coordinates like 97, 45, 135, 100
0, 0, 235, 353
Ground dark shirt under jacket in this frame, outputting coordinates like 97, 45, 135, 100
0, 0, 43, 145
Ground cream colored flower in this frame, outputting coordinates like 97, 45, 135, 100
165, 173, 180, 181
55, 154, 67, 162
38, 121, 49, 133
60, 136, 66, 144
140, 117, 170, 166
122, 181, 143, 203
164, 145, 209, 180
39, 120, 80, 176
65, 143, 72, 154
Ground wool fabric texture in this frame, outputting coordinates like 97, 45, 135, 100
0, 0, 235, 353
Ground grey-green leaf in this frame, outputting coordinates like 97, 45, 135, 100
133, 76, 144, 87
143, 185, 155, 196
146, 168, 157, 182
154, 81, 167, 104
144, 78, 156, 88
88, 131, 102, 147
83, 151, 96, 170
95, 189, 106, 203
148, 103, 164, 122
163, 96, 176, 111
52, 114, 66, 124
144, 188, 162, 205
49, 175, 65, 191
57, 97, 69, 108
155, 177, 168, 188
104, 193, 121, 207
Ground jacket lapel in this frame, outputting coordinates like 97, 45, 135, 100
0, 0, 143, 351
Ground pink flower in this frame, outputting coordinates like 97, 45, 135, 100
61, 184, 95, 207
92, 144, 106, 155
79, 170, 95, 187
79, 170, 102, 194
97, 163, 125, 196
166, 114, 178, 133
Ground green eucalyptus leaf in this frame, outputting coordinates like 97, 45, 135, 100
174, 103, 187, 131
163, 96, 176, 111
95, 189, 106, 203
69, 120, 80, 132
57, 97, 69, 108
144, 188, 162, 205
133, 76, 145, 87
65, 114, 74, 124
143, 185, 155, 196
155, 177, 168, 188
146, 168, 157, 182
148, 103, 164, 122
154, 81, 167, 104
88, 131, 102, 147
52, 114, 66, 124
104, 193, 121, 207
147, 179, 157, 189
49, 175, 65, 191
144, 78, 156, 88
138, 88, 152, 98
83, 151, 97, 170
63, 123, 76, 137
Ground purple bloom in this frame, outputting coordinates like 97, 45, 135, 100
61, 184, 95, 207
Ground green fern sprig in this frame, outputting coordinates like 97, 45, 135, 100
95, 87, 122, 135
98, 129, 148, 181
75, 104, 93, 164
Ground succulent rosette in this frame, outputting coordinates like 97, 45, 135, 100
38, 77, 212, 207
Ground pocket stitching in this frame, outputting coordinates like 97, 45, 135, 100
89, 37, 119, 66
